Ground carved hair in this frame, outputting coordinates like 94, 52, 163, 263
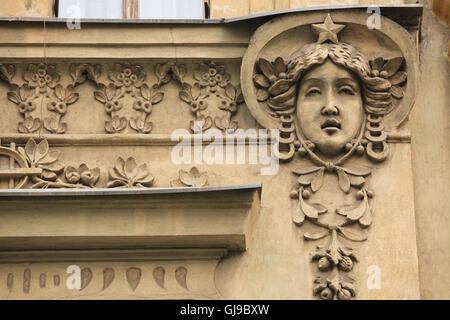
263, 42, 393, 116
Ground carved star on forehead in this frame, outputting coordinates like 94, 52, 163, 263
311, 14, 345, 44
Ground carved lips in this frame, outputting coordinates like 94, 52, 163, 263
320, 117, 341, 135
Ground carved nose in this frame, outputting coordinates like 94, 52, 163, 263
321, 103, 339, 116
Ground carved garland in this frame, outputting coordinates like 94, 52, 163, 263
1, 61, 243, 134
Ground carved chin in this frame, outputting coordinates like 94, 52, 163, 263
316, 138, 347, 156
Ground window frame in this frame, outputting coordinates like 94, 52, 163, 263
56, 0, 210, 19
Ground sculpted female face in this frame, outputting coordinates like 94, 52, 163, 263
296, 59, 363, 155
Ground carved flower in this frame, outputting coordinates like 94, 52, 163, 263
7, 84, 38, 114
65, 164, 100, 187
313, 275, 356, 300
105, 115, 127, 134
23, 63, 60, 92
18, 116, 41, 134
18, 139, 64, 181
133, 84, 164, 114
311, 244, 358, 272
170, 167, 208, 187
94, 84, 124, 114
47, 84, 79, 115
179, 83, 209, 113
253, 57, 291, 104
108, 157, 154, 188
194, 62, 230, 93
109, 63, 145, 90
370, 57, 407, 99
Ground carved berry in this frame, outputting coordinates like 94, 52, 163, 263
344, 143, 353, 151
290, 190, 299, 199
319, 288, 333, 300
356, 190, 364, 200
339, 256, 353, 272
318, 257, 331, 271
298, 147, 307, 156
356, 145, 365, 155
338, 289, 352, 300
302, 189, 311, 199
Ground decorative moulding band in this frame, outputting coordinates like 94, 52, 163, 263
0, 185, 261, 253
0, 5, 422, 60
0, 132, 410, 146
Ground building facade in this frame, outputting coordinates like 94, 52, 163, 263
0, 0, 448, 300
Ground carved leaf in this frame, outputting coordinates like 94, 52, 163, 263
7, 91, 21, 105
133, 163, 149, 182
273, 57, 285, 75
258, 58, 275, 80
126, 267, 142, 292
293, 166, 322, 175
102, 268, 115, 291
175, 266, 188, 290
349, 175, 365, 188
300, 195, 319, 220
297, 175, 312, 186
390, 85, 404, 99
269, 85, 296, 104
359, 205, 373, 228
389, 71, 407, 85
129, 118, 138, 131
345, 196, 367, 221
342, 167, 371, 176
382, 57, 403, 77
370, 57, 385, 71
253, 74, 270, 88
311, 203, 328, 214
304, 230, 329, 241
79, 268, 93, 291
311, 168, 324, 193
151, 92, 164, 105
292, 197, 305, 226
268, 79, 291, 96
337, 169, 350, 193
225, 83, 236, 100
338, 226, 367, 242
179, 90, 192, 104
153, 267, 165, 289
191, 83, 201, 100
94, 90, 107, 104
256, 89, 269, 102
336, 205, 355, 216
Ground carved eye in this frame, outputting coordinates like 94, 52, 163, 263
305, 88, 321, 97
338, 85, 355, 95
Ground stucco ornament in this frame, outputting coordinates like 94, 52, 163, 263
242, 12, 417, 300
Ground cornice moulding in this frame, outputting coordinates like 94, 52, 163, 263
0, 185, 261, 256
0, 5, 423, 61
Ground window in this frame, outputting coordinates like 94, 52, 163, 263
58, 0, 207, 19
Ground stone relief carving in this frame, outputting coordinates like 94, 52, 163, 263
155, 61, 244, 132
107, 156, 154, 188
4, 265, 191, 295
0, 138, 213, 190
170, 166, 208, 187
241, 13, 416, 300
1, 61, 243, 134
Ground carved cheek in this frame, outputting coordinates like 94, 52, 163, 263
341, 97, 363, 136
297, 98, 324, 139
